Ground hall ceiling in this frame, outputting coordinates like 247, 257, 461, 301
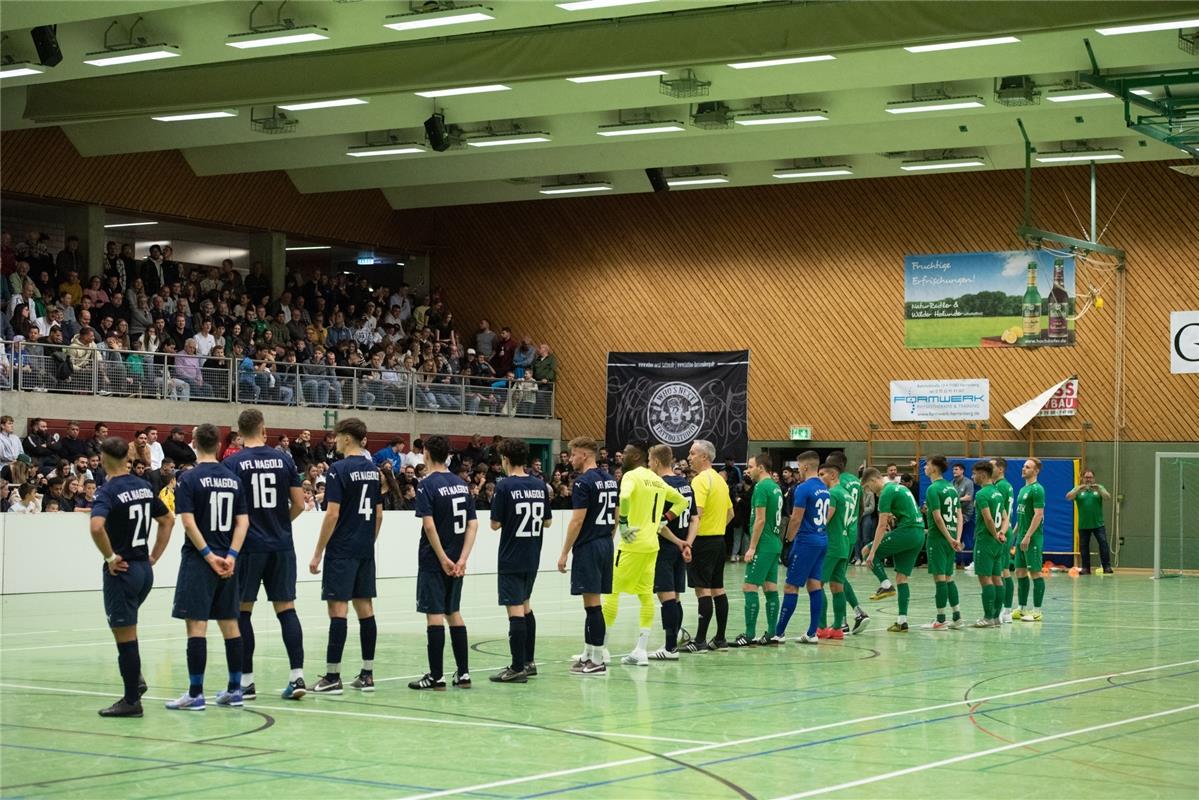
2, 0, 1197, 209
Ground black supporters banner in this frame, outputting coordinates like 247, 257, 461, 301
605, 351, 750, 463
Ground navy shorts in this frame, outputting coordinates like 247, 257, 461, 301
238, 550, 297, 603
570, 537, 613, 596
102, 560, 153, 628
687, 536, 726, 589
417, 569, 463, 615
654, 545, 687, 594
321, 557, 377, 601
785, 538, 828, 588
498, 571, 538, 606
172, 551, 240, 620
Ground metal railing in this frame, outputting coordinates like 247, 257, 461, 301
0, 340, 556, 419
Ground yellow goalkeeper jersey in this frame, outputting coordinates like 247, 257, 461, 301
618, 467, 688, 553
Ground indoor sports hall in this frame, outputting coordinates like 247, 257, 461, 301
1, 2, 1197, 799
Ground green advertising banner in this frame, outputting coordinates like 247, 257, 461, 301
904, 251, 1076, 349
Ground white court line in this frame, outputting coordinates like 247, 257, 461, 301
771, 703, 1199, 799
565, 730, 715, 745
389, 658, 1199, 800
1, 636, 185, 652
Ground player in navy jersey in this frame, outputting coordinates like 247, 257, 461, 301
774, 451, 829, 645
409, 435, 478, 690
91, 436, 174, 717
488, 438, 553, 684
556, 436, 617, 675
166, 424, 250, 711
651, 449, 694, 660
225, 409, 307, 701
310, 418, 383, 694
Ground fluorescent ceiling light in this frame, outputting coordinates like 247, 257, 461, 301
567, 69, 666, 83
1035, 150, 1124, 163
414, 84, 510, 98
596, 121, 686, 136
556, 0, 658, 11
346, 143, 428, 157
904, 35, 1020, 53
285, 245, 332, 251
665, 175, 729, 187
728, 54, 835, 69
1046, 89, 1115, 103
539, 182, 613, 194
152, 109, 238, 122
226, 27, 329, 49
0, 62, 46, 79
773, 166, 853, 179
1130, 88, 1154, 96
734, 110, 828, 126
104, 221, 158, 228
1096, 18, 1199, 35
383, 8, 495, 31
886, 97, 985, 114
278, 98, 367, 111
900, 159, 986, 171
83, 45, 181, 67
466, 133, 552, 147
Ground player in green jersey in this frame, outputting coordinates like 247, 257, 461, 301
990, 457, 1016, 624
1012, 458, 1047, 622
923, 455, 964, 630
816, 464, 851, 639
969, 462, 1006, 627
861, 468, 924, 632
828, 452, 869, 634
732, 452, 783, 647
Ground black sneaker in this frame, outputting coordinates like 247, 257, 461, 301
711, 638, 730, 651
350, 673, 375, 692
753, 633, 772, 646
241, 682, 257, 701
851, 612, 871, 635
452, 671, 471, 688
729, 634, 753, 648
524, 662, 538, 677
682, 640, 711, 653
1103, 567, 1114, 574
489, 667, 528, 684
137, 675, 148, 698
312, 675, 343, 694
408, 673, 446, 691
282, 678, 306, 700
99, 698, 143, 718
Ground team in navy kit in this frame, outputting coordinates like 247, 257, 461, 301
224, 408, 308, 701
166, 424, 250, 711
652, 462, 695, 659
410, 435, 478, 690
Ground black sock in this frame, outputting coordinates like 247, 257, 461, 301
524, 611, 536, 666
426, 625, 445, 680
326, 617, 348, 680
585, 604, 605, 647
116, 640, 141, 704
508, 616, 527, 671
224, 636, 243, 692
696, 596, 714, 642
359, 616, 377, 675
276, 608, 304, 670
238, 610, 255, 676
662, 600, 677, 650
713, 594, 729, 641
449, 625, 469, 674
186, 636, 206, 698
675, 598, 685, 639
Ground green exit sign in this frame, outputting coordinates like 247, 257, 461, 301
789, 426, 812, 441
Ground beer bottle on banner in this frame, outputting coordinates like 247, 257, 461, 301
1021, 261, 1041, 344
1048, 258, 1069, 342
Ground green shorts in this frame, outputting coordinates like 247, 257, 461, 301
1015, 534, 1044, 572
974, 538, 1005, 577
744, 549, 780, 587
822, 554, 848, 586
877, 526, 924, 576
926, 535, 956, 577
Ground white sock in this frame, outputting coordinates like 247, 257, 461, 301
897, 615, 907, 624
241, 672, 254, 687
882, 579, 893, 590
289, 668, 303, 681
362, 659, 374, 671
583, 644, 594, 661
635, 628, 650, 653
327, 662, 341, 675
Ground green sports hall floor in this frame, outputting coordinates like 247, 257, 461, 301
2, 565, 1197, 799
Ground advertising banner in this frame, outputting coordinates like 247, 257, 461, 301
1171, 311, 1199, 374
890, 379, 990, 421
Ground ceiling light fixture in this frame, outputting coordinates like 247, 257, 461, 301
414, 84, 510, 98
1046, 88, 1115, 102
0, 61, 46, 79
900, 157, 986, 171
104, 221, 158, 228
734, 110, 828, 126
84, 43, 180, 66
227, 27, 329, 48
903, 35, 1020, 53
567, 69, 666, 83
383, 6, 495, 31
596, 120, 686, 136
886, 96, 985, 114
278, 97, 368, 111
665, 174, 729, 187
727, 54, 835, 69
152, 109, 238, 122
285, 245, 333, 251
539, 181, 613, 194
465, 133, 552, 147
556, 0, 658, 11
1034, 149, 1124, 163
346, 142, 428, 157
1130, 88, 1154, 96
1096, 18, 1199, 35
772, 165, 854, 179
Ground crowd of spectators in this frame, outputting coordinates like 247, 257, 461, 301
1, 230, 559, 415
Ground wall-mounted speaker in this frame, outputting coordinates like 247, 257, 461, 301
31, 25, 62, 68
645, 167, 669, 193
424, 113, 451, 152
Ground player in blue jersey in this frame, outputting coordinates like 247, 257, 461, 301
556, 436, 618, 675
774, 451, 829, 645
309, 418, 383, 694
409, 435, 478, 690
650, 449, 693, 660
91, 436, 174, 717
225, 409, 307, 701
489, 438, 553, 684
166, 424, 250, 711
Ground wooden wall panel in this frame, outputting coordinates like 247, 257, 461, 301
418, 162, 1199, 443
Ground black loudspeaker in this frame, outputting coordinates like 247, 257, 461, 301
645, 167, 669, 193
424, 113, 451, 152
31, 25, 63, 68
